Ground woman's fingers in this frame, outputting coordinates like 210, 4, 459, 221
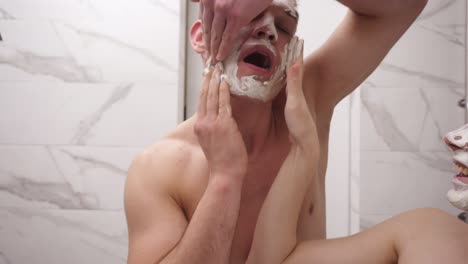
286, 39, 304, 101
207, 64, 222, 118
216, 20, 240, 61
198, 67, 213, 118
218, 75, 232, 117
210, 13, 226, 62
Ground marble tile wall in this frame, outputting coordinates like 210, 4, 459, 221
359, 0, 466, 229
0, 0, 182, 263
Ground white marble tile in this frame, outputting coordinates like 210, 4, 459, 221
0, 21, 69, 56
0, 1, 180, 83
0, 145, 140, 210
360, 151, 461, 216
359, 213, 394, 230
366, 0, 465, 90
0, 0, 98, 22
0, 81, 179, 146
0, 0, 179, 22
358, 0, 466, 233
419, 0, 464, 25
50, 146, 140, 210
361, 85, 464, 151
0, 208, 128, 264
52, 19, 178, 83
0, 20, 91, 82
78, 82, 180, 146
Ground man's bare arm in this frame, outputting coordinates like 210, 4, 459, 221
125, 142, 243, 264
125, 145, 187, 263
125, 66, 247, 264
304, 0, 428, 112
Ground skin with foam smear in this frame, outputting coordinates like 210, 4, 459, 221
204, 0, 301, 102
221, 37, 302, 102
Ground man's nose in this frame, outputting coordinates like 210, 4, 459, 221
252, 16, 278, 42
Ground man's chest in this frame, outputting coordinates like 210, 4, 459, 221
182, 124, 330, 261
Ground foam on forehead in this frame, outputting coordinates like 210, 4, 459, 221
272, 0, 298, 18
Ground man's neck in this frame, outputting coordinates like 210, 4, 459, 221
230, 95, 275, 157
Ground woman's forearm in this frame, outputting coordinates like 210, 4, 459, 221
337, 0, 428, 17
284, 209, 468, 264
247, 146, 317, 264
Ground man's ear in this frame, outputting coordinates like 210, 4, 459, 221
190, 20, 206, 55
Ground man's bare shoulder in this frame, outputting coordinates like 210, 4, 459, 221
126, 117, 202, 197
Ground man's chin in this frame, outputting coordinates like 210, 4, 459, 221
236, 62, 274, 81
229, 88, 274, 103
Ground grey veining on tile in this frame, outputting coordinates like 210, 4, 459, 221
0, 252, 11, 264
0, 45, 101, 82
361, 89, 415, 152
0, 168, 98, 209
5, 207, 127, 242
432, 23, 465, 37
73, 0, 101, 19
71, 83, 133, 145
361, 84, 463, 152
418, 0, 457, 20
61, 23, 177, 72
360, 151, 460, 216
419, 24, 464, 46
405, 151, 453, 176
0, 81, 178, 146
0, 0, 182, 262
379, 63, 464, 89
417, 88, 445, 145
57, 148, 127, 177
0, 145, 138, 210
0, 208, 128, 263
0, 8, 15, 19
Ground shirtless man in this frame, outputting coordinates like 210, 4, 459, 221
124, 0, 429, 263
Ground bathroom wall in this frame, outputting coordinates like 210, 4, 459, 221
0, 0, 183, 263
359, 0, 466, 229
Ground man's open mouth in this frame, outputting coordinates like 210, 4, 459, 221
240, 46, 275, 74
243, 51, 272, 70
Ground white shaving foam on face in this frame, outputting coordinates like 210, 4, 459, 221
219, 36, 301, 102
202, 0, 300, 102
445, 124, 468, 211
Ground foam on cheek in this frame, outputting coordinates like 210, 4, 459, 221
220, 36, 302, 102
